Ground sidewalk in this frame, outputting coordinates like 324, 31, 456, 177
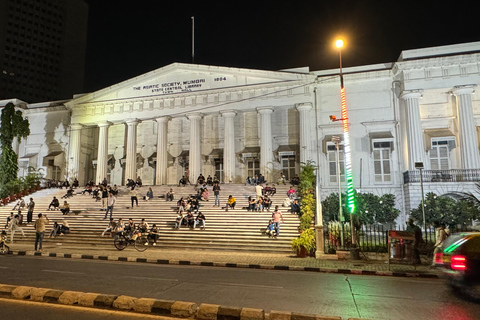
5, 242, 440, 278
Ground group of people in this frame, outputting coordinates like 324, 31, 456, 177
174, 211, 206, 230
247, 195, 272, 212
178, 173, 221, 187
263, 206, 285, 238
102, 217, 160, 245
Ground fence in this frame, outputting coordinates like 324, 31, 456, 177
323, 223, 474, 253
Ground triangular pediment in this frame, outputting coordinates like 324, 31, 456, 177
70, 63, 312, 104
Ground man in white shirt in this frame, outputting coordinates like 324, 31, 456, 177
104, 193, 116, 219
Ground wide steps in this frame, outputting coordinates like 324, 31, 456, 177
1, 184, 300, 252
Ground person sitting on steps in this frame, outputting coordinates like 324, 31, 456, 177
225, 195, 236, 212
60, 201, 70, 215
166, 188, 175, 201
48, 197, 60, 210
148, 224, 159, 245
178, 176, 187, 187
194, 211, 206, 230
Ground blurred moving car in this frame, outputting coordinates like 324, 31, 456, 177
434, 232, 480, 301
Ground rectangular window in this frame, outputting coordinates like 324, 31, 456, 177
327, 144, 344, 183
373, 141, 392, 183
430, 138, 455, 170
281, 155, 296, 181
246, 159, 260, 179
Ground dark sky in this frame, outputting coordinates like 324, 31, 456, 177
83, 0, 480, 92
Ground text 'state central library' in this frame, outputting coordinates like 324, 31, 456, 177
3, 41, 480, 224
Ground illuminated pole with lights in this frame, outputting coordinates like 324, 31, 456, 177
336, 39, 357, 248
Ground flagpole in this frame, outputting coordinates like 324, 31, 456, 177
191, 16, 195, 63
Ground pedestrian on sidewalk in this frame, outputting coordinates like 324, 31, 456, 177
406, 218, 423, 265
272, 206, 284, 237
26, 198, 35, 223
104, 192, 116, 219
213, 182, 221, 207
33, 213, 49, 251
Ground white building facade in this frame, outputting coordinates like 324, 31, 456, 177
3, 42, 480, 224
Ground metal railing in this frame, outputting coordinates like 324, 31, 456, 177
403, 169, 480, 183
323, 223, 475, 253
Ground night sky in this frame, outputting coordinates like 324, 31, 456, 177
83, 0, 480, 93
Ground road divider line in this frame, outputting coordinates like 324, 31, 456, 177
121, 276, 179, 282
42, 270, 85, 275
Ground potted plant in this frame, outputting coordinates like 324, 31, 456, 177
292, 229, 316, 257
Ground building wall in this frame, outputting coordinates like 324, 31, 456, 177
4, 42, 480, 225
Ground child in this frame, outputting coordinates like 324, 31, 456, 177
265, 220, 276, 237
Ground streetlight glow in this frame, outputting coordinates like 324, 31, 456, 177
336, 39, 344, 48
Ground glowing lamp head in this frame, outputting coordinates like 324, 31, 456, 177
336, 39, 344, 48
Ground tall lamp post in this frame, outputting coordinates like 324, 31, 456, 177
415, 162, 427, 239
332, 39, 359, 259
332, 135, 345, 247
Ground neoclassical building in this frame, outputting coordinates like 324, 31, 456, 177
3, 41, 480, 224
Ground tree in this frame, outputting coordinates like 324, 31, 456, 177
0, 102, 30, 186
410, 192, 479, 228
322, 192, 400, 225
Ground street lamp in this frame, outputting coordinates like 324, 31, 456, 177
334, 38, 359, 259
332, 135, 345, 247
415, 162, 427, 239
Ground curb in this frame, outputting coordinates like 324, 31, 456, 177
7, 249, 440, 279
0, 283, 371, 320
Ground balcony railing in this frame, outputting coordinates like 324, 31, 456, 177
403, 169, 480, 183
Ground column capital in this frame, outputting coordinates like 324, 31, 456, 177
187, 113, 202, 120
220, 110, 237, 118
97, 121, 112, 128
452, 85, 476, 96
296, 103, 313, 112
400, 90, 423, 100
256, 107, 273, 115
70, 123, 85, 130
125, 118, 141, 126
155, 116, 171, 123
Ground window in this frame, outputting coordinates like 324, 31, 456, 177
281, 155, 296, 181
327, 144, 344, 183
246, 159, 260, 179
373, 141, 392, 182
430, 138, 455, 170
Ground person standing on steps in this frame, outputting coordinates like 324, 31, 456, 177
104, 192, 116, 220
26, 198, 35, 223
213, 182, 221, 207
33, 213, 49, 252
130, 187, 139, 208
272, 206, 284, 237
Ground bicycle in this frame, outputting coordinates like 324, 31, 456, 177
113, 229, 152, 252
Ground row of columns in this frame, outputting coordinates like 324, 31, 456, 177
68, 103, 314, 185
401, 85, 479, 170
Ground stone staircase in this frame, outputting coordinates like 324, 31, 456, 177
0, 184, 300, 253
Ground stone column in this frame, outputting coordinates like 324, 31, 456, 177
188, 114, 202, 183
125, 119, 140, 184
453, 86, 480, 169
296, 103, 313, 164
68, 123, 84, 183
401, 91, 426, 170
155, 117, 170, 185
96, 122, 111, 184
221, 111, 236, 183
257, 108, 274, 182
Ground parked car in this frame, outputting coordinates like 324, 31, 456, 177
434, 232, 480, 301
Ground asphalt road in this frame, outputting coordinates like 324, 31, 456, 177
0, 255, 479, 320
